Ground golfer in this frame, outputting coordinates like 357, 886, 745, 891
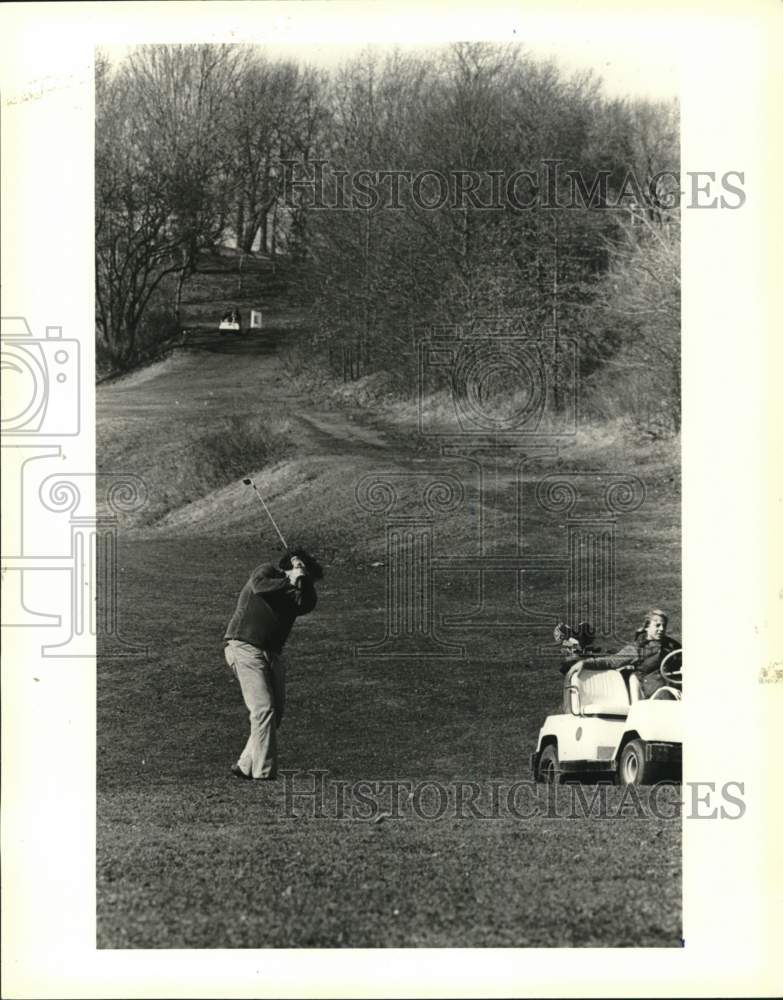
590, 608, 681, 698
224, 547, 323, 780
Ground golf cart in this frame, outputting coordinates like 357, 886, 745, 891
531, 650, 682, 785
218, 308, 246, 336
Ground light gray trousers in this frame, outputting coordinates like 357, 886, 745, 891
224, 640, 287, 779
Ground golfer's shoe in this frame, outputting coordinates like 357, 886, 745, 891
230, 764, 253, 780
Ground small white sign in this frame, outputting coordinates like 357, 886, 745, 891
250, 310, 263, 329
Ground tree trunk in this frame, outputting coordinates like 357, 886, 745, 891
270, 201, 279, 257
241, 220, 257, 255
235, 196, 245, 252
174, 267, 187, 329
260, 209, 269, 255
672, 363, 681, 432
106, 314, 137, 368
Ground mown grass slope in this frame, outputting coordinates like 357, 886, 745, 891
97, 259, 681, 948
98, 539, 681, 949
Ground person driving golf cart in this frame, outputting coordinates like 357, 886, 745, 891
588, 608, 681, 699
535, 612, 683, 784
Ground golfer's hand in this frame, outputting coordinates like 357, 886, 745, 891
286, 566, 305, 586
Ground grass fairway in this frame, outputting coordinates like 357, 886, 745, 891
97, 304, 681, 948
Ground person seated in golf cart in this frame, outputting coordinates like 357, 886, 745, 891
554, 621, 601, 674
554, 621, 602, 712
588, 608, 681, 699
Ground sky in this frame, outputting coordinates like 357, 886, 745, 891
269, 41, 678, 101
102, 38, 678, 103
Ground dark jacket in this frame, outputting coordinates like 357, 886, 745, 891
224, 563, 317, 652
592, 634, 681, 695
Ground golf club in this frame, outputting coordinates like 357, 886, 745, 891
242, 477, 289, 549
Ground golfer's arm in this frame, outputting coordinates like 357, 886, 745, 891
292, 579, 317, 614
590, 644, 638, 670
249, 564, 290, 595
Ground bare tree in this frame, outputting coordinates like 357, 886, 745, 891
595, 210, 681, 432
224, 54, 297, 254
96, 40, 681, 433
95, 44, 238, 365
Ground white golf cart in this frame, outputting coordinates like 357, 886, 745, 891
218, 309, 246, 337
531, 651, 682, 785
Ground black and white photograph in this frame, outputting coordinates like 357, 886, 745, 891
2, 1, 781, 997
94, 34, 686, 949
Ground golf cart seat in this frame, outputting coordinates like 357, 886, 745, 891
568, 664, 632, 717
627, 671, 643, 703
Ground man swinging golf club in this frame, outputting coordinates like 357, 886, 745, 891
224, 479, 323, 780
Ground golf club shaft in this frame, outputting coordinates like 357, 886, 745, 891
246, 479, 288, 549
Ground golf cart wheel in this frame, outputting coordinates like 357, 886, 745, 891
536, 744, 562, 784
618, 738, 659, 786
